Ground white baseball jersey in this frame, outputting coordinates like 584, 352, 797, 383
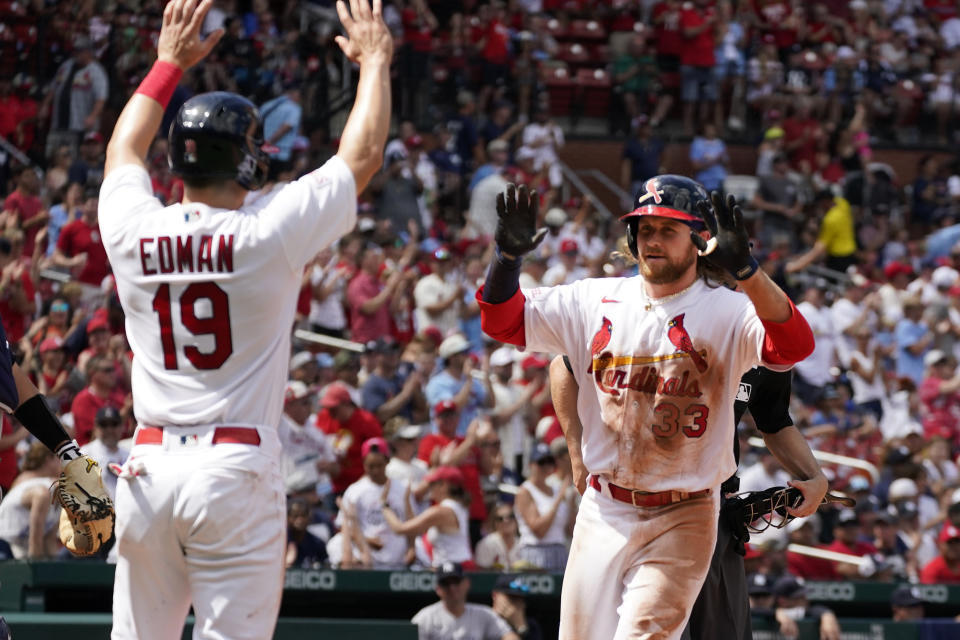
277, 413, 336, 495
336, 475, 409, 568
99, 158, 356, 450
524, 277, 766, 493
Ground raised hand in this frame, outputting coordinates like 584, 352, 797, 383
157, 0, 224, 71
335, 0, 393, 65
495, 183, 547, 259
692, 192, 758, 281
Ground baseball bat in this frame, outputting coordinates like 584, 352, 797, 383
785, 543, 870, 567
293, 329, 366, 353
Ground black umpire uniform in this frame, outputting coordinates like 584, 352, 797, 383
681, 366, 794, 640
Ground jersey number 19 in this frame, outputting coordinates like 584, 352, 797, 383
152, 282, 233, 370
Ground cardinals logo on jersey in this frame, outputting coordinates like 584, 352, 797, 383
666, 313, 708, 373
587, 316, 613, 374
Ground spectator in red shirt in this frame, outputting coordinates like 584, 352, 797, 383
11, 74, 38, 153
2, 165, 47, 259
785, 516, 840, 580
315, 382, 383, 494
0, 234, 36, 344
53, 186, 111, 288
418, 399, 488, 544
0, 414, 28, 493
653, 0, 684, 66
920, 522, 960, 583
825, 509, 877, 578
782, 99, 824, 173
919, 349, 960, 447
34, 336, 72, 415
69, 354, 127, 446
679, 0, 718, 135
347, 243, 407, 344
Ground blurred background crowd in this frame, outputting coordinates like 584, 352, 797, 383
1, 0, 960, 622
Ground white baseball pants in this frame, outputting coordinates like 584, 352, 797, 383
111, 442, 286, 640
559, 479, 719, 640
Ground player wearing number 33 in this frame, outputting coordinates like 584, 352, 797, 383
98, 0, 393, 638
477, 177, 815, 640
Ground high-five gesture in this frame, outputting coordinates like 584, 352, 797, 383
158, 0, 224, 71
693, 192, 759, 281
496, 183, 547, 259
335, 0, 393, 65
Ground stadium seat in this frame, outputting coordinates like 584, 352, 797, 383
577, 68, 612, 118
545, 18, 568, 39
723, 175, 761, 217
569, 19, 607, 41
557, 42, 591, 68
543, 66, 577, 117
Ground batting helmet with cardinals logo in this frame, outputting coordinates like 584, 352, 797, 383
168, 92, 270, 191
620, 175, 714, 258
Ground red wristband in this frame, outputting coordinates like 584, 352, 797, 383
135, 61, 183, 109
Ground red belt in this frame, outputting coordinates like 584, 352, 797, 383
134, 426, 261, 447
589, 475, 711, 507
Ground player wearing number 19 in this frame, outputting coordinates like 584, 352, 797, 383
99, 0, 393, 638
478, 177, 815, 639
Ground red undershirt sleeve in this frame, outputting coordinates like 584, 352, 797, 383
760, 298, 815, 365
476, 286, 526, 347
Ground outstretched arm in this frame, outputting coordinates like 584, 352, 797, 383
478, 184, 546, 346
694, 193, 814, 363
333, 0, 394, 193
105, 0, 223, 178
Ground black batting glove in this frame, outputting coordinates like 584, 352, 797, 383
692, 192, 759, 281
495, 183, 547, 259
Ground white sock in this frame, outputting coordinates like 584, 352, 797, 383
55, 440, 82, 464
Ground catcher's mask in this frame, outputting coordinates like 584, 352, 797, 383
733, 486, 804, 534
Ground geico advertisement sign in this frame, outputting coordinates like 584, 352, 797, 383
388, 573, 558, 594
806, 583, 951, 603
285, 570, 337, 590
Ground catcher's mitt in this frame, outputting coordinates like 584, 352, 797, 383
54, 456, 115, 556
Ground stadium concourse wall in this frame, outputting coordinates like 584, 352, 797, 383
1, 563, 959, 639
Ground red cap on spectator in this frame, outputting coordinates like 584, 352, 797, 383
87, 310, 110, 334
321, 382, 353, 409
560, 239, 579, 254
433, 399, 459, 415
405, 134, 423, 148
38, 336, 64, 354
940, 523, 960, 543
743, 544, 762, 560
83, 131, 103, 144
424, 465, 464, 486
422, 326, 444, 348
521, 355, 549, 371
883, 261, 914, 280
361, 437, 390, 459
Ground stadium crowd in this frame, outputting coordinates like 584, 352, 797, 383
2, 0, 960, 634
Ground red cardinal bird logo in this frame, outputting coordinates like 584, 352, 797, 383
666, 313, 708, 373
587, 316, 613, 374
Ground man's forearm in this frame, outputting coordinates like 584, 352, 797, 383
762, 426, 824, 481
336, 57, 392, 193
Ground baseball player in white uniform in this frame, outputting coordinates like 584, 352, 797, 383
98, 0, 392, 638
477, 179, 816, 639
